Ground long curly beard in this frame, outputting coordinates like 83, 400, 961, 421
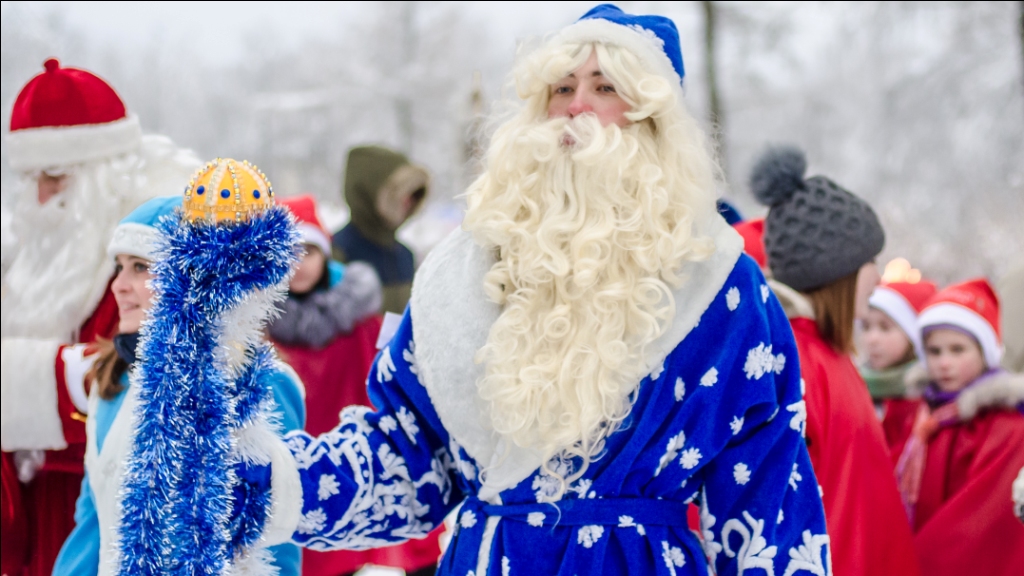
463, 113, 715, 496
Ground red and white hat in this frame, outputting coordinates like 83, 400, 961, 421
5, 58, 142, 172
280, 194, 332, 256
869, 280, 938, 359
733, 217, 767, 269
917, 278, 1003, 368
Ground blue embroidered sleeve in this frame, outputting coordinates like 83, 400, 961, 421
283, 310, 466, 551
696, 280, 829, 576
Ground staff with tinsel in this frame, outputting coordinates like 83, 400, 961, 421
117, 159, 301, 574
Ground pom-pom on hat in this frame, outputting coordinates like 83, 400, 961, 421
918, 278, 1003, 369
869, 280, 939, 359
6, 58, 142, 172
559, 4, 684, 86
279, 195, 331, 256
107, 196, 180, 261
733, 217, 767, 269
750, 145, 885, 291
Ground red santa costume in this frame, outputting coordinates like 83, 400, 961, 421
0, 59, 199, 575
893, 279, 1024, 576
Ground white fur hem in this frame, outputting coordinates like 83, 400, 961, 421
260, 432, 303, 545
558, 19, 681, 86
1, 337, 67, 451
410, 215, 742, 492
919, 303, 1003, 369
60, 344, 94, 414
5, 115, 142, 172
107, 222, 163, 261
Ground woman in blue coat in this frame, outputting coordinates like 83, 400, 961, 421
52, 196, 306, 576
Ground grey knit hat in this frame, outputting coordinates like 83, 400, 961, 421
750, 146, 885, 292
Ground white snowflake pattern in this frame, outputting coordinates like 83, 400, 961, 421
318, 474, 341, 500
778, 509, 785, 524
761, 284, 771, 303
722, 511, 779, 574
726, 286, 741, 311
650, 360, 666, 381
403, 341, 419, 376
730, 416, 744, 435
656, 432, 686, 476
789, 464, 803, 491
743, 343, 781, 380
700, 367, 719, 387
528, 512, 546, 527
297, 508, 327, 535
662, 541, 687, 576
680, 447, 702, 470
396, 406, 420, 444
618, 515, 647, 536
787, 399, 807, 436
674, 377, 686, 401
376, 346, 396, 383
733, 462, 752, 485
570, 478, 593, 499
783, 530, 831, 576
577, 525, 605, 548
460, 509, 478, 528
699, 488, 723, 565
533, 457, 573, 502
502, 556, 511, 576
773, 353, 787, 375
379, 415, 398, 435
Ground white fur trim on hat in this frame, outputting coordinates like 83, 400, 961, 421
5, 114, 142, 172
918, 302, 1004, 369
1, 337, 67, 451
297, 222, 331, 257
107, 222, 161, 261
870, 286, 924, 359
558, 18, 681, 86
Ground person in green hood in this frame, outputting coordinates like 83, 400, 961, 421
332, 145, 430, 315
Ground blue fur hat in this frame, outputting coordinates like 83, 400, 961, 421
107, 196, 180, 260
561, 4, 684, 84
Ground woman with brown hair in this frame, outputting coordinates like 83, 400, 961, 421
51, 196, 305, 576
753, 146, 921, 576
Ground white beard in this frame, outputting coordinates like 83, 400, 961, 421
2, 136, 201, 341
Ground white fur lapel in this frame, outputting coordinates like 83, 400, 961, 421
410, 215, 743, 494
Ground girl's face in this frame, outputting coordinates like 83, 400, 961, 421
924, 328, 986, 393
861, 307, 913, 370
290, 245, 326, 294
547, 51, 632, 128
111, 254, 154, 334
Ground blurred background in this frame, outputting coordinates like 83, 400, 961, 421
2, 1, 1022, 283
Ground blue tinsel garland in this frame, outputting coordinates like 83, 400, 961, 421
118, 206, 298, 574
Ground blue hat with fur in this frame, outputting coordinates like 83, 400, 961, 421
560, 4, 684, 84
107, 196, 180, 260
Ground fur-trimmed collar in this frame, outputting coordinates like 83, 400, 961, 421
905, 365, 1024, 420
268, 262, 381, 348
768, 279, 815, 320
409, 216, 743, 497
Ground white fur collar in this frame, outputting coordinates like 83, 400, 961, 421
410, 215, 743, 495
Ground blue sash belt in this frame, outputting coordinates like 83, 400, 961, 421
442, 496, 692, 574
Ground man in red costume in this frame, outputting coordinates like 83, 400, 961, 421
0, 58, 199, 575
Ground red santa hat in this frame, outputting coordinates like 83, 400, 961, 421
280, 194, 332, 256
5, 58, 142, 172
918, 278, 1003, 368
733, 217, 767, 269
869, 280, 938, 359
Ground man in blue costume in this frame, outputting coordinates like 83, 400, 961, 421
263, 6, 831, 575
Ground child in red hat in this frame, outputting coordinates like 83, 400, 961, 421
893, 278, 1024, 576
859, 280, 937, 457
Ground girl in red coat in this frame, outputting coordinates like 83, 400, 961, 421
860, 280, 938, 459
271, 195, 443, 576
895, 279, 1024, 576
751, 146, 921, 576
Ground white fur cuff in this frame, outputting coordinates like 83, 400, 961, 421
1, 337, 68, 451
261, 433, 303, 545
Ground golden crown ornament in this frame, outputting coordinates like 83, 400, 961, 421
183, 158, 274, 223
